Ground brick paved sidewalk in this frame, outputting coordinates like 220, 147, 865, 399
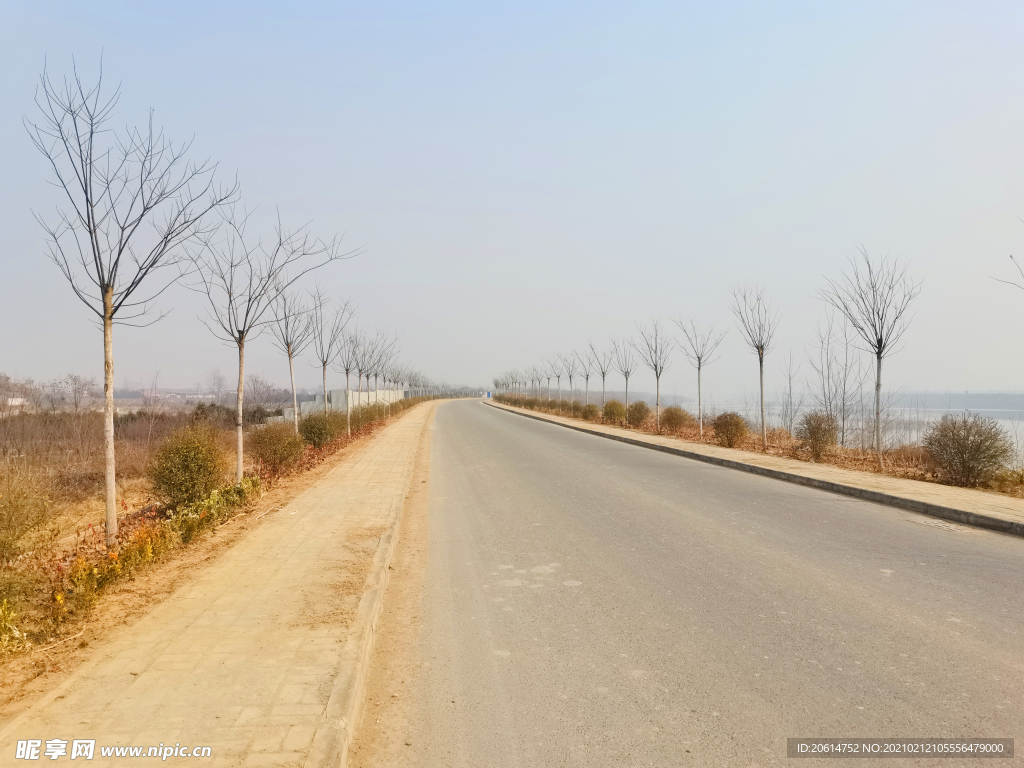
0, 402, 435, 768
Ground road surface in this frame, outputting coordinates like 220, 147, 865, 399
374, 400, 1023, 767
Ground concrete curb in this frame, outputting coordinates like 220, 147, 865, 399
305, 406, 434, 768
484, 401, 1024, 539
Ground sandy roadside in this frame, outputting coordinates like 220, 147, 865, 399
0, 402, 436, 767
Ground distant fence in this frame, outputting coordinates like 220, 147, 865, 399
280, 389, 406, 422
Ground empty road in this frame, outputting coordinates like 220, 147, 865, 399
377, 400, 1023, 766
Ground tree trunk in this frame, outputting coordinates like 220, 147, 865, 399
344, 371, 351, 437
759, 352, 767, 451
875, 354, 883, 471
102, 290, 117, 551
624, 376, 629, 423
655, 376, 661, 432
235, 340, 246, 483
585, 379, 589, 406
602, 375, 606, 407
697, 363, 703, 438
288, 346, 299, 434
322, 364, 329, 415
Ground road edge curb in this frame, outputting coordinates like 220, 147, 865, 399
483, 401, 1024, 539
305, 403, 437, 768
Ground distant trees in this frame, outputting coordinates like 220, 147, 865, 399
309, 289, 353, 416
190, 207, 343, 482
611, 339, 638, 413
27, 63, 234, 549
633, 321, 672, 431
560, 353, 579, 403
575, 351, 593, 405
587, 341, 613, 407
822, 250, 920, 470
732, 284, 780, 451
269, 288, 313, 433
334, 331, 359, 436
674, 319, 725, 438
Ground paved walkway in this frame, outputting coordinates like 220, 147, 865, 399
0, 403, 434, 767
489, 401, 1024, 531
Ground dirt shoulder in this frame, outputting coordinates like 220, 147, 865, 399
0, 418, 393, 724
347, 402, 432, 768
0, 401, 438, 767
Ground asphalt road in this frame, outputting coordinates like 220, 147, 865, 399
408, 400, 1023, 767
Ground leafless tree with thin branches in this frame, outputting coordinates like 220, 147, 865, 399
334, 330, 359, 436
778, 350, 805, 436
549, 358, 564, 403
806, 311, 866, 446
26, 62, 235, 549
269, 287, 314, 433
560, 353, 579, 403
633, 320, 672, 431
732, 284, 780, 450
308, 287, 354, 416
191, 206, 350, 481
574, 351, 593, 405
206, 369, 227, 405
587, 340, 613, 407
821, 249, 921, 470
674, 319, 726, 438
611, 338, 638, 414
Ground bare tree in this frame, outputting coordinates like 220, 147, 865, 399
778, 351, 805, 435
26, 63, 234, 549
821, 249, 921, 470
308, 288, 354, 417
674, 319, 726, 438
633, 320, 672, 431
51, 374, 97, 414
269, 288, 314, 433
246, 374, 287, 414
367, 330, 399, 407
588, 340, 613, 407
560, 353, 579, 403
732, 284, 780, 450
334, 330, 359, 436
549, 358, 564, 403
206, 368, 226, 405
806, 312, 867, 447
191, 206, 348, 482
611, 338, 638, 414
574, 351, 593, 405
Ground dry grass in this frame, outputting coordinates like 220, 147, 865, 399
0, 396, 434, 660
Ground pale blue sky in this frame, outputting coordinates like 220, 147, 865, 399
2, 1, 1024, 400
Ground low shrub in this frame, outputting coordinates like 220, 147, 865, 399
924, 413, 1013, 487
299, 412, 335, 448
796, 411, 837, 461
627, 400, 651, 428
248, 422, 305, 476
603, 399, 625, 424
713, 412, 748, 448
547, 399, 560, 411
582, 404, 600, 422
660, 405, 694, 433
150, 425, 226, 508
569, 400, 583, 417
171, 477, 260, 544
524, 398, 539, 410
0, 473, 49, 567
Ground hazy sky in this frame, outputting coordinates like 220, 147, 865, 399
3, 1, 1024, 401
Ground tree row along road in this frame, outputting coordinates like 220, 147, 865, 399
379, 400, 1022, 767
